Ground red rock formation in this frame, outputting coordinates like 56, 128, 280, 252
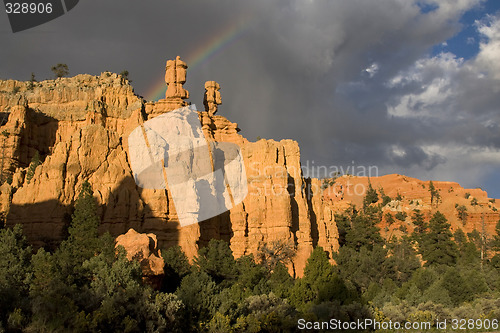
0, 64, 338, 277
2, 61, 498, 275
116, 228, 165, 288
203, 81, 221, 117
323, 174, 499, 239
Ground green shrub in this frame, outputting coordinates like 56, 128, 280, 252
395, 211, 407, 221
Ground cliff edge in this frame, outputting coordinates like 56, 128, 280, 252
0, 65, 338, 276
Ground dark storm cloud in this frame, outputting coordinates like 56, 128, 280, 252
2, 0, 500, 195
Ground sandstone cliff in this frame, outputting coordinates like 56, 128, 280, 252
323, 174, 499, 239
0, 71, 338, 276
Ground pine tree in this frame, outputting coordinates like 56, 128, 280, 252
456, 205, 468, 225
345, 213, 383, 251
290, 247, 349, 309
26, 151, 41, 184
440, 267, 474, 306
162, 245, 192, 293
194, 239, 237, 286
28, 72, 36, 90
455, 229, 480, 266
491, 220, 500, 268
363, 180, 379, 208
411, 209, 427, 248
268, 262, 294, 298
58, 180, 107, 277
0, 130, 9, 183
51, 63, 69, 78
428, 181, 441, 206
420, 211, 458, 266
385, 213, 395, 226
385, 236, 420, 283
491, 219, 500, 252
0, 225, 32, 326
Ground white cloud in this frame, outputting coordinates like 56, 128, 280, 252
387, 53, 463, 118
387, 15, 500, 120
364, 63, 379, 78
474, 15, 500, 79
381, 13, 500, 190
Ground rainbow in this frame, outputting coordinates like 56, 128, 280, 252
145, 14, 253, 102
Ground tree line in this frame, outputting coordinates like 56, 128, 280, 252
0, 181, 499, 332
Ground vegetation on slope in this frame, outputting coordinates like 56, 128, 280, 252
0, 183, 499, 332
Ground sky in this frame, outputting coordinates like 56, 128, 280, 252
1, 0, 500, 197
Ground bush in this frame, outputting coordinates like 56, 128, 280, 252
363, 181, 379, 207
456, 205, 468, 225
385, 213, 395, 226
51, 63, 69, 78
28, 73, 36, 90
395, 211, 407, 221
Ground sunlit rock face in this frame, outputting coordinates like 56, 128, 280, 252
116, 228, 165, 288
0, 61, 339, 276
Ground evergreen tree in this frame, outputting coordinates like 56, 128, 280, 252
440, 267, 474, 306
454, 229, 467, 250
234, 254, 268, 296
59, 180, 104, 266
119, 70, 131, 83
267, 262, 294, 299
176, 270, 218, 327
456, 205, 468, 225
0, 225, 32, 329
29, 248, 80, 331
162, 245, 191, 277
194, 239, 238, 286
290, 247, 350, 310
428, 181, 440, 206
335, 212, 353, 247
385, 236, 420, 284
82, 249, 182, 332
335, 245, 391, 292
363, 180, 379, 208
162, 245, 191, 292
420, 211, 458, 266
455, 229, 480, 266
51, 63, 69, 78
491, 219, 500, 252
26, 151, 41, 184
409, 267, 437, 294
411, 209, 427, 250
345, 213, 383, 251
385, 213, 395, 226
28, 72, 36, 90
379, 187, 391, 206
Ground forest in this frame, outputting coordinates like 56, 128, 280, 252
0, 181, 499, 332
